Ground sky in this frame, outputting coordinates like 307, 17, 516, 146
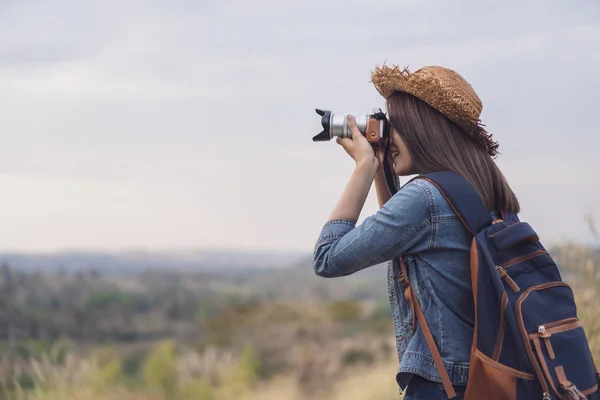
0, 0, 599, 253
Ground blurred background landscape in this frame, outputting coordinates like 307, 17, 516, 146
0, 242, 598, 400
1, 0, 599, 399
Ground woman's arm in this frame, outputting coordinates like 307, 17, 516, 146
313, 180, 432, 278
327, 160, 377, 222
373, 157, 393, 209
326, 114, 379, 222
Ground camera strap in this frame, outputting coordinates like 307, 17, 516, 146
372, 110, 400, 196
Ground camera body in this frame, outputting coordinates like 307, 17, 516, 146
312, 108, 389, 148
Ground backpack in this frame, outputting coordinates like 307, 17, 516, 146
398, 171, 600, 400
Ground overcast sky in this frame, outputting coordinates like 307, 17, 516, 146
0, 0, 599, 253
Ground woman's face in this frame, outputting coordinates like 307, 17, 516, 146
388, 128, 416, 176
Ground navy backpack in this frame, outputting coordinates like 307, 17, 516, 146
399, 171, 600, 400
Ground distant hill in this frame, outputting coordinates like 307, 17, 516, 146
0, 249, 309, 275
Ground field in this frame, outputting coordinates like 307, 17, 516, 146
0, 242, 598, 399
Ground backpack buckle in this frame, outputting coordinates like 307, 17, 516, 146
399, 273, 409, 288
559, 381, 587, 400
399, 257, 410, 288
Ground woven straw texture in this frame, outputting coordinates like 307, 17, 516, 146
371, 64, 499, 157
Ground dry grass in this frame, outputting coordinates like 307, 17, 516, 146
231, 360, 402, 400
17, 389, 165, 400
10, 360, 404, 400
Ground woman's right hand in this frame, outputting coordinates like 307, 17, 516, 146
336, 115, 379, 169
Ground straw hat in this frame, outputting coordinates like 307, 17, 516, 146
370, 64, 499, 157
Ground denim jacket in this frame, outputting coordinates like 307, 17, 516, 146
313, 178, 488, 394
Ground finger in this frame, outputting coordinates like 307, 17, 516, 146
347, 114, 363, 140
336, 136, 352, 149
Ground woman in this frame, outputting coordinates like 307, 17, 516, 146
312, 65, 520, 399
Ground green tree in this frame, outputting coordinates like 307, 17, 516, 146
142, 340, 178, 398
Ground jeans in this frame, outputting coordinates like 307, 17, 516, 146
404, 375, 466, 400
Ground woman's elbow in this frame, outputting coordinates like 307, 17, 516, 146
312, 258, 336, 278
312, 247, 343, 278
313, 262, 339, 278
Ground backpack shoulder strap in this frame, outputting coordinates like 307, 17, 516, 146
409, 171, 493, 234
398, 171, 493, 399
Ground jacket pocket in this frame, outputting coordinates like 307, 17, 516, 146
517, 282, 599, 399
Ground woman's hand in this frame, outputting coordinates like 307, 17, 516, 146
325, 115, 380, 223
336, 115, 378, 169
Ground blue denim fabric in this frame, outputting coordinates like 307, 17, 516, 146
313, 179, 493, 395
403, 375, 466, 400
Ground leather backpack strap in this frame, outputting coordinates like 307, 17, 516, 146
399, 258, 416, 334
399, 258, 457, 399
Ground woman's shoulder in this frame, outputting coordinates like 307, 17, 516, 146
381, 178, 434, 221
396, 177, 445, 203
394, 177, 459, 219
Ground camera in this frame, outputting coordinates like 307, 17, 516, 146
312, 107, 400, 195
312, 108, 390, 148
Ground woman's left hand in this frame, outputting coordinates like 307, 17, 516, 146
336, 115, 378, 169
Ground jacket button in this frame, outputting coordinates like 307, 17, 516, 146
403, 322, 408, 328
399, 335, 404, 341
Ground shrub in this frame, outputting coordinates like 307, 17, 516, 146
341, 348, 375, 366
88, 358, 122, 394
179, 379, 213, 400
142, 340, 178, 397
328, 300, 363, 323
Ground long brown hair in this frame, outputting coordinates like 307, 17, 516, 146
387, 91, 520, 214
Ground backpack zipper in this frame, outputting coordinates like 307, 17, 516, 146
495, 249, 548, 292
538, 318, 580, 334
532, 319, 580, 361
537, 325, 556, 360
496, 265, 520, 292
500, 249, 547, 269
